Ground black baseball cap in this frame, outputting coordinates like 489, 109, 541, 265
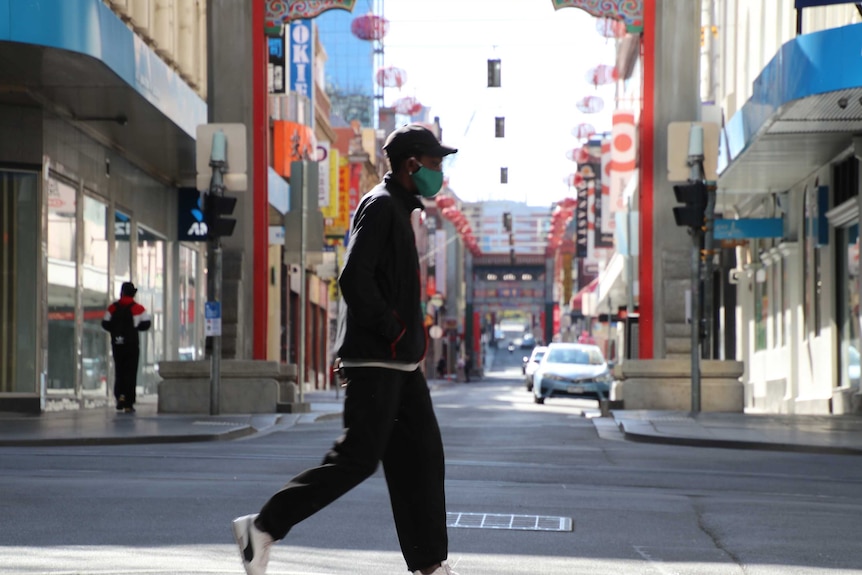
121, 282, 137, 297
383, 124, 457, 160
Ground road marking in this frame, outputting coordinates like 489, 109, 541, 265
634, 545, 682, 575
447, 512, 573, 532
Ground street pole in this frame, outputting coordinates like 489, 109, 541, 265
702, 180, 717, 359
687, 126, 705, 414
625, 196, 635, 359
298, 160, 308, 404
207, 131, 227, 416
689, 225, 701, 414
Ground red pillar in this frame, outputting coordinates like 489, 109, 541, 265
252, 1, 268, 359
639, 0, 656, 359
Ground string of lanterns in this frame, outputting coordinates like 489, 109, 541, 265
435, 195, 481, 257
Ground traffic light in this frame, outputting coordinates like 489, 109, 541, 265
502, 211, 512, 232
204, 193, 237, 239
487, 59, 501, 87
672, 181, 707, 229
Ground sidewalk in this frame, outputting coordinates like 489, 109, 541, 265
3, 389, 862, 455
0, 390, 345, 447
610, 410, 862, 455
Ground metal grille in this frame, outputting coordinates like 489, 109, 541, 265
447, 512, 573, 532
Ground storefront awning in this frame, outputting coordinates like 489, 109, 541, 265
0, 0, 206, 182
570, 276, 599, 313
719, 23, 862, 195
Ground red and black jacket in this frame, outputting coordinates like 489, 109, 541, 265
101, 296, 152, 347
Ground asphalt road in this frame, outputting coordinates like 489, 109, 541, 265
2, 354, 862, 574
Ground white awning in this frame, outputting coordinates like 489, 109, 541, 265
594, 252, 627, 313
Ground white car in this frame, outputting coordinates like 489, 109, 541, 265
533, 342, 613, 404
523, 346, 547, 392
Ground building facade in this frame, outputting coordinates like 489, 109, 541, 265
713, 1, 862, 413
0, 0, 209, 412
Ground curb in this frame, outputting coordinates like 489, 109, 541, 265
617, 420, 862, 456
0, 424, 256, 448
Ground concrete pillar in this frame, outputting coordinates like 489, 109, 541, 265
206, 0, 255, 359
651, 1, 702, 358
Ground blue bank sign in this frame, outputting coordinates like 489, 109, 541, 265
795, 1, 857, 7
714, 218, 784, 240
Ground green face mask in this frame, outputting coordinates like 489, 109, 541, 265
410, 165, 444, 198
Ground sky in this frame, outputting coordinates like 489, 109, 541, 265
378, 0, 619, 207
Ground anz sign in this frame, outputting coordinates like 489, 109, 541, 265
178, 187, 208, 242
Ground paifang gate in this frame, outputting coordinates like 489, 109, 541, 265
466, 254, 555, 350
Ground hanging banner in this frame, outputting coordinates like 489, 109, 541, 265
610, 110, 636, 213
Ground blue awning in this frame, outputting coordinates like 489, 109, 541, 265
719, 23, 862, 194
0, 0, 206, 182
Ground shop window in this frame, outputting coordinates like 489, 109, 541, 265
754, 267, 767, 352
46, 176, 78, 395
137, 227, 165, 395
178, 244, 203, 360
771, 257, 783, 349
81, 195, 109, 396
803, 186, 822, 337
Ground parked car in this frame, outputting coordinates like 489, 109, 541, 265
533, 342, 613, 404
523, 345, 547, 391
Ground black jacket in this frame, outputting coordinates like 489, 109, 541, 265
335, 174, 427, 364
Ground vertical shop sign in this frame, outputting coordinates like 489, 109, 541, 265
575, 182, 588, 258
349, 163, 362, 215
289, 19, 314, 109
268, 33, 286, 94
317, 141, 330, 208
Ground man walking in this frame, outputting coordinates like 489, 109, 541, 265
101, 281, 151, 413
232, 124, 460, 575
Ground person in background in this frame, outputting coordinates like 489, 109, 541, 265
101, 282, 151, 413
231, 124, 460, 575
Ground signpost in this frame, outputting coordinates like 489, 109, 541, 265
197, 123, 247, 415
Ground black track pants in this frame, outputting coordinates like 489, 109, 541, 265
112, 346, 139, 406
256, 367, 448, 572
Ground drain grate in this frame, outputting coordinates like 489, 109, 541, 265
447, 512, 573, 532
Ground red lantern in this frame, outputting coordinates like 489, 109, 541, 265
393, 96, 423, 116
572, 123, 596, 140
566, 147, 593, 164
558, 197, 577, 210
577, 96, 604, 114
596, 17, 626, 39
564, 173, 586, 188
435, 195, 455, 209
351, 13, 389, 41
585, 65, 618, 87
376, 66, 407, 88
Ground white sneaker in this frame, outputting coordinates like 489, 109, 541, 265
232, 514, 273, 575
414, 561, 459, 575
